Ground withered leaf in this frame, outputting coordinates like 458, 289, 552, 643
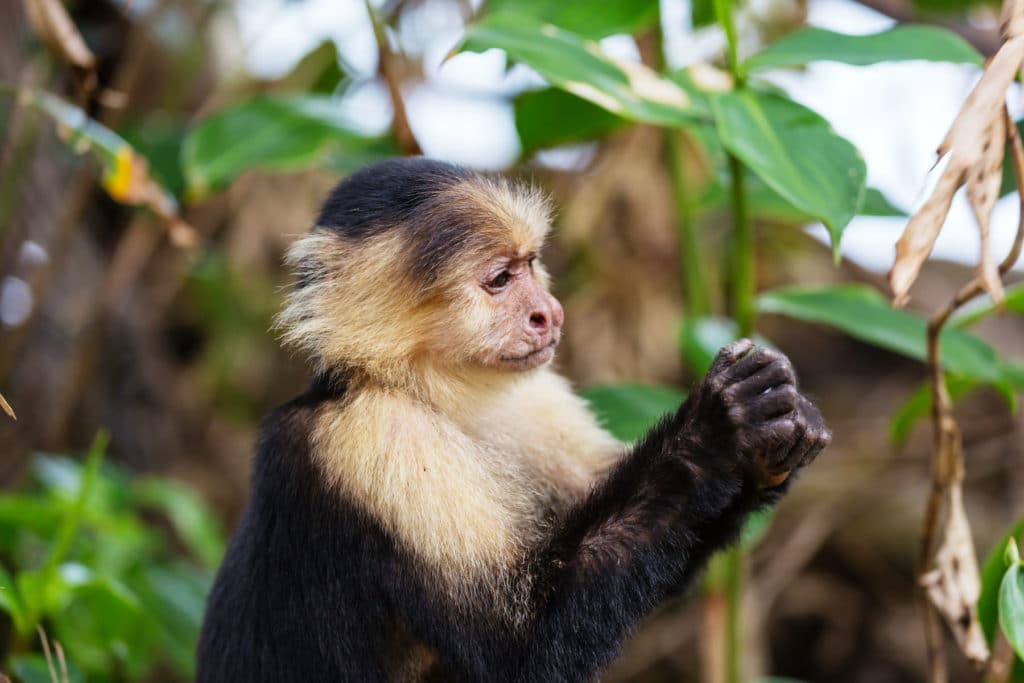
967, 109, 1006, 304
23, 0, 96, 73
0, 392, 14, 420
890, 36, 1024, 306
920, 487, 990, 664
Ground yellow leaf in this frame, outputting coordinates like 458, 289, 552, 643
101, 145, 134, 202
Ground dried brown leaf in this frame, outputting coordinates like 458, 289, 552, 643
0, 392, 14, 420
920, 487, 990, 665
967, 109, 1006, 304
1002, 0, 1024, 40
23, 0, 96, 72
890, 155, 961, 307
890, 36, 1024, 306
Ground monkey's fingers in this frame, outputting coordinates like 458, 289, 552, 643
729, 384, 797, 424
706, 339, 755, 377
721, 347, 796, 390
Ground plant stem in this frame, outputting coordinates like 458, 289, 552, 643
667, 131, 711, 317
713, 1, 756, 675
727, 152, 755, 337
21, 431, 109, 635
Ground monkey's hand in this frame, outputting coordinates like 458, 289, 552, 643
676, 338, 831, 493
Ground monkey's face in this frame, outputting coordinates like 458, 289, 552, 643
473, 250, 565, 370
443, 250, 563, 373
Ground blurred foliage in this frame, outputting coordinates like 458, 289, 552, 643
0, 434, 223, 682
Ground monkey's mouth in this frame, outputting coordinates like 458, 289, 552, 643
499, 340, 557, 368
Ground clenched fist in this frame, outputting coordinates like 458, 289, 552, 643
678, 339, 831, 492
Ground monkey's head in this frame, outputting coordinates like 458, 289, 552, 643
278, 157, 564, 385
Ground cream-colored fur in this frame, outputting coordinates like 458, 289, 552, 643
311, 367, 623, 605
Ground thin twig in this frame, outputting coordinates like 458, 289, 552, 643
365, 0, 421, 156
36, 625, 58, 683
55, 640, 68, 683
918, 104, 1024, 683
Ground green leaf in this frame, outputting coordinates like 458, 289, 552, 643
580, 384, 684, 442
277, 40, 349, 95
953, 282, 1024, 329
0, 562, 26, 632
980, 520, 1024, 641
681, 316, 738, 376
679, 316, 773, 376
54, 576, 148, 676
710, 91, 866, 256
459, 16, 709, 126
132, 477, 225, 569
756, 285, 1014, 386
131, 564, 213, 678
181, 95, 395, 199
1000, 561, 1024, 661
514, 88, 625, 154
485, 0, 659, 38
745, 25, 983, 72
1009, 538, 1023, 566
691, 0, 716, 27
860, 187, 907, 217
10, 654, 84, 683
889, 376, 980, 447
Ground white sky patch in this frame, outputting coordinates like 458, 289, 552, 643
404, 85, 521, 169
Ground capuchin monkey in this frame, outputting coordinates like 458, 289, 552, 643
197, 157, 830, 683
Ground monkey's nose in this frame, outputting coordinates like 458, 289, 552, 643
529, 311, 549, 334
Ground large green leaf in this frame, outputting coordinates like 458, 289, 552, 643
1000, 542, 1024, 661
888, 376, 982, 447
580, 384, 684, 442
181, 95, 394, 199
514, 88, 625, 154
54, 576, 149, 676
745, 25, 982, 72
131, 564, 213, 678
459, 16, 709, 126
132, 478, 225, 570
711, 91, 866, 256
756, 285, 1014, 386
485, 0, 659, 38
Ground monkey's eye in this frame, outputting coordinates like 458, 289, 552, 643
485, 270, 512, 292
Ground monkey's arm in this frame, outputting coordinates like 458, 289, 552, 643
394, 341, 830, 682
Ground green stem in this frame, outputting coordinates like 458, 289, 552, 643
715, 2, 756, 680
667, 131, 711, 318
21, 431, 109, 634
724, 548, 743, 683
714, 0, 746, 86
727, 152, 755, 337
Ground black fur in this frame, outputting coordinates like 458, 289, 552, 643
315, 157, 485, 282
197, 341, 829, 682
